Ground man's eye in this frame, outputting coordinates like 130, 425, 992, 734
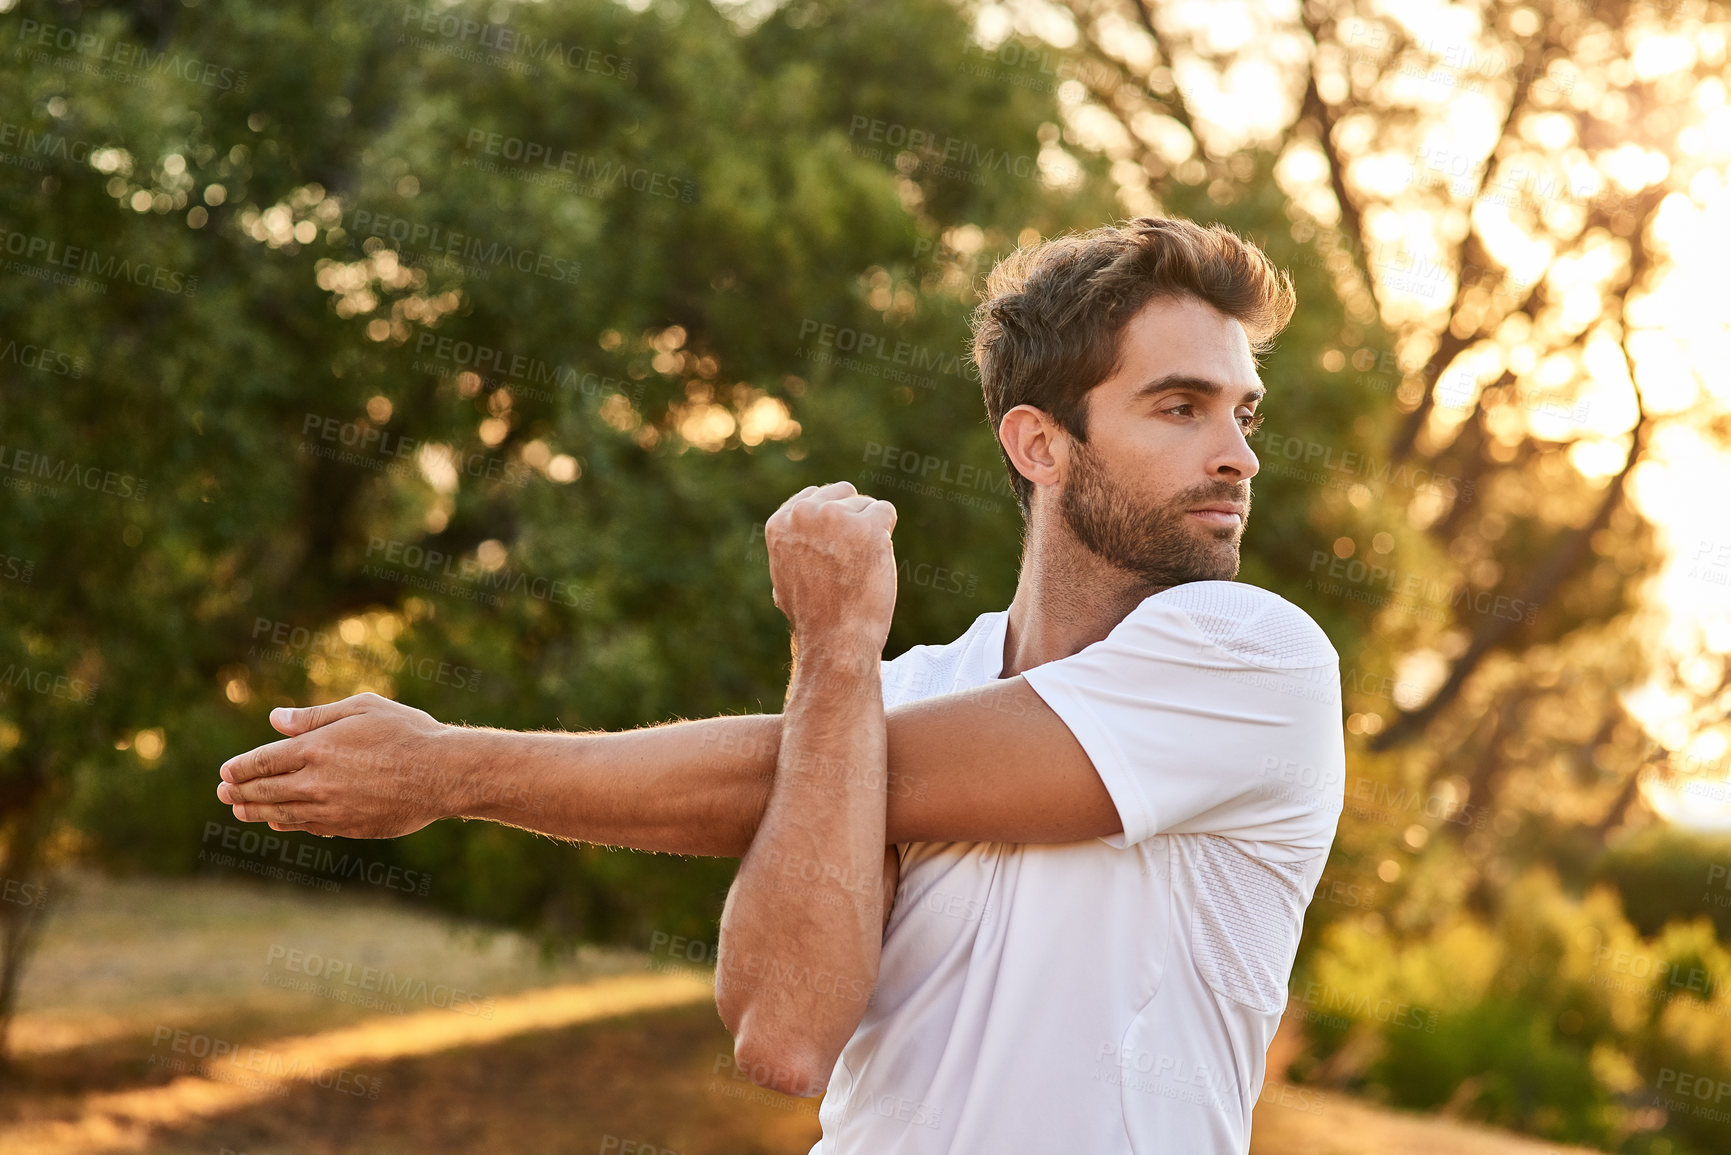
1164, 403, 1195, 417
1239, 411, 1266, 433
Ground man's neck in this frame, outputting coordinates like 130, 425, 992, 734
999, 514, 1162, 679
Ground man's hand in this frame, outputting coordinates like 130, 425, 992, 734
766, 481, 897, 654
216, 692, 453, 838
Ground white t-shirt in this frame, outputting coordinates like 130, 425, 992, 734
808, 580, 1346, 1155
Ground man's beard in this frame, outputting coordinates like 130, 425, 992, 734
1058, 436, 1250, 589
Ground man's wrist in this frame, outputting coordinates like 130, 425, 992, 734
432, 723, 488, 820
791, 628, 886, 682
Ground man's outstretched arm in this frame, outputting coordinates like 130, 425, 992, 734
713, 482, 898, 1097
216, 675, 1118, 851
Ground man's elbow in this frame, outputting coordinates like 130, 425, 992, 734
733, 1029, 835, 1098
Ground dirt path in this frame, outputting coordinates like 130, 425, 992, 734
4, 976, 1607, 1155
0, 872, 1608, 1154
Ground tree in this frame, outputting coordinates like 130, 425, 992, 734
1035, 0, 1729, 1143
1, 0, 1122, 1059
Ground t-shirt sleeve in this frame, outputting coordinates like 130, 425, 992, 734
1019, 581, 1345, 854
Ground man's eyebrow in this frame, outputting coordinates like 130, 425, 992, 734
1132, 374, 1265, 405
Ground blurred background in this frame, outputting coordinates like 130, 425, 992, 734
1, 0, 1728, 1151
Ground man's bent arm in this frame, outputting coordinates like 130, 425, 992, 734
713, 638, 890, 1096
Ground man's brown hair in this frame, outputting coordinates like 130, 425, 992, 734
969, 216, 1296, 516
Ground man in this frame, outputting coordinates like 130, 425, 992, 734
218, 216, 1346, 1153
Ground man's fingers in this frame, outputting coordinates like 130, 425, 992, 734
219, 773, 312, 807
269, 820, 338, 836
270, 692, 381, 737
219, 736, 307, 785
774, 481, 858, 517
232, 800, 316, 826
772, 484, 823, 518
836, 495, 896, 531
827, 494, 896, 532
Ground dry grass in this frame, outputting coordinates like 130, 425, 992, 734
0, 870, 1606, 1154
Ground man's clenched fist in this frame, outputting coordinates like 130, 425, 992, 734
766, 481, 898, 654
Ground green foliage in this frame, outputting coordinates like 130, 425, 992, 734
1373, 999, 1614, 1144
3, 0, 1378, 946
1596, 825, 1731, 940
4, 4, 1711, 1152
1297, 867, 1731, 1152
0, 0, 1238, 948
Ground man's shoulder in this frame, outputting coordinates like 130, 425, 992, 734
881, 610, 1006, 706
1120, 580, 1338, 671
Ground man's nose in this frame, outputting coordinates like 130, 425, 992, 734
1212, 420, 1258, 480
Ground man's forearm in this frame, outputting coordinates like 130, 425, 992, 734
441, 713, 785, 857
714, 638, 889, 1095
218, 667, 1119, 849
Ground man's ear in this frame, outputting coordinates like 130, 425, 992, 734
998, 404, 1066, 496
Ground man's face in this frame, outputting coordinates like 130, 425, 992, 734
1055, 295, 1263, 589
